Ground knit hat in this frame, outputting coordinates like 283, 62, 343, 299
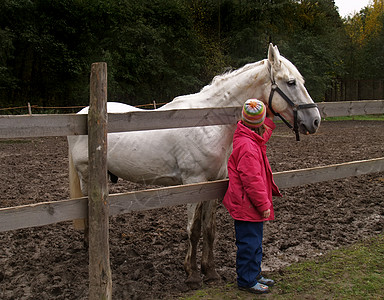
241, 99, 266, 128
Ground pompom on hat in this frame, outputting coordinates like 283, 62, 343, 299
241, 99, 266, 128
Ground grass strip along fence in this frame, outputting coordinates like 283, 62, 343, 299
181, 234, 384, 299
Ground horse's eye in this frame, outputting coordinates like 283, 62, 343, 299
287, 79, 296, 86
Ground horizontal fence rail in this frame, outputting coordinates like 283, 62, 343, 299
0, 107, 242, 138
316, 100, 384, 118
1, 157, 383, 233
1, 100, 383, 139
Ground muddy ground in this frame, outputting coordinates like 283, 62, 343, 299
0, 120, 383, 299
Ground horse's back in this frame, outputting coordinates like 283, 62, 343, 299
68, 101, 142, 154
77, 101, 143, 114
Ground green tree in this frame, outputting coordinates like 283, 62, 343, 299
278, 0, 346, 101
0, 27, 17, 95
0, 0, 102, 107
0, 0, 362, 109
0, 0, 207, 107
344, 0, 384, 79
103, 0, 206, 105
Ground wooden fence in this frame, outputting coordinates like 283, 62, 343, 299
1, 100, 383, 138
1, 157, 383, 233
1, 63, 383, 299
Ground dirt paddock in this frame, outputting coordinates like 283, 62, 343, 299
0, 120, 383, 299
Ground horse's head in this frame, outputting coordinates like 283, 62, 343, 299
265, 44, 321, 139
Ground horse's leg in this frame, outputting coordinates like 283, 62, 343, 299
69, 151, 89, 247
108, 171, 118, 184
184, 202, 203, 287
69, 151, 85, 228
201, 199, 220, 283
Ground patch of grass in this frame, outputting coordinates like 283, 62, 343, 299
182, 284, 242, 300
274, 234, 384, 299
323, 115, 384, 121
181, 234, 384, 299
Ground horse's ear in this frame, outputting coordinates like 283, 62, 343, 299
268, 43, 281, 69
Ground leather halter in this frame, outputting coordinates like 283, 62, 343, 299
268, 76, 318, 141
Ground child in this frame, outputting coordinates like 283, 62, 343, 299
223, 99, 282, 294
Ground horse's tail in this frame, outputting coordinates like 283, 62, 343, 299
69, 148, 86, 230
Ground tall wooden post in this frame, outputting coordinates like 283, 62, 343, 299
88, 62, 112, 299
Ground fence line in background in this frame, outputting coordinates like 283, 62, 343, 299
326, 79, 384, 102
0, 101, 168, 113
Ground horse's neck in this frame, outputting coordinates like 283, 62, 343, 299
161, 60, 269, 110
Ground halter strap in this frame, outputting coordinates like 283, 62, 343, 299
268, 81, 317, 141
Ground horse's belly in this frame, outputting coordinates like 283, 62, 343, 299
107, 159, 182, 186
107, 132, 182, 186
69, 125, 233, 187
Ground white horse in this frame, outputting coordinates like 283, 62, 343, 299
68, 44, 321, 286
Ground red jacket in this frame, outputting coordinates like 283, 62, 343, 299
223, 119, 281, 222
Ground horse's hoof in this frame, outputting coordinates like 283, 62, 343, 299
203, 270, 221, 284
185, 274, 202, 289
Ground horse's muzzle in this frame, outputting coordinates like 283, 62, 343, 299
299, 115, 321, 135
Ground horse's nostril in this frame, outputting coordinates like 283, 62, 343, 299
314, 119, 319, 127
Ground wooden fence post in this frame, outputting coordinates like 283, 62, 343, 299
28, 102, 32, 115
88, 62, 112, 299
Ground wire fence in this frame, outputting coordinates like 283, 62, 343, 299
0, 101, 168, 115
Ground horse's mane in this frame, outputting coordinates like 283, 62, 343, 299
165, 54, 304, 108
163, 60, 268, 108
200, 55, 304, 93
200, 60, 267, 93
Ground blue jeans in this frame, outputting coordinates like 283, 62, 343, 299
235, 220, 264, 288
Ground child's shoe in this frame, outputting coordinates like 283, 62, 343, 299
238, 282, 269, 294
257, 275, 275, 287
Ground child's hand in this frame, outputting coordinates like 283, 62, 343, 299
266, 106, 274, 120
263, 209, 271, 219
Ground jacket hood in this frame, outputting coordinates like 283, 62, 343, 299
234, 121, 266, 145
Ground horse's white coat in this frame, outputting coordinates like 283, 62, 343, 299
68, 44, 321, 284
